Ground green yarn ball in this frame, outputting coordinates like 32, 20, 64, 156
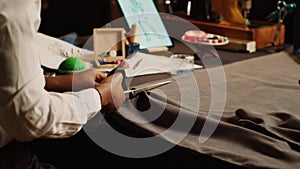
58, 57, 86, 73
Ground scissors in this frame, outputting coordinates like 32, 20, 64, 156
124, 80, 172, 98
107, 67, 172, 98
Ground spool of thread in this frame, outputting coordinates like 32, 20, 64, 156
109, 50, 117, 57
130, 23, 139, 44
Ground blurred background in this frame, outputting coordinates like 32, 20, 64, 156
38, 0, 300, 52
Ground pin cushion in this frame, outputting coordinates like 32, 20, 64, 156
58, 57, 86, 73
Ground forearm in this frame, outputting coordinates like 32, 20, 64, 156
44, 75, 72, 92
45, 69, 104, 92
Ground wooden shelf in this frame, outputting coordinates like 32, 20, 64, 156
186, 19, 285, 50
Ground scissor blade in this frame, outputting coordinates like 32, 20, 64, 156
124, 80, 172, 95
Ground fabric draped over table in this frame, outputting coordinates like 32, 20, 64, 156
90, 50, 300, 169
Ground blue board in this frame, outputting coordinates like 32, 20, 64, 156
117, 0, 173, 49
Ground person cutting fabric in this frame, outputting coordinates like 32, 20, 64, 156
0, 0, 126, 168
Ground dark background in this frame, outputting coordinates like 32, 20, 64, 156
38, 0, 110, 37
38, 0, 300, 50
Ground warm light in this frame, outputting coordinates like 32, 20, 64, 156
187, 1, 191, 16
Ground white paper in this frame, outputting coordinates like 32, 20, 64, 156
124, 52, 203, 77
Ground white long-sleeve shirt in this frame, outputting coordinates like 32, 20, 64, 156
0, 0, 101, 148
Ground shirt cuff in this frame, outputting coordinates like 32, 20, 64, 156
75, 88, 102, 123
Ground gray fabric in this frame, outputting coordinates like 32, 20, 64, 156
117, 50, 300, 169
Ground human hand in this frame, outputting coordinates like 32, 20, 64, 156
95, 72, 126, 113
71, 68, 107, 91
